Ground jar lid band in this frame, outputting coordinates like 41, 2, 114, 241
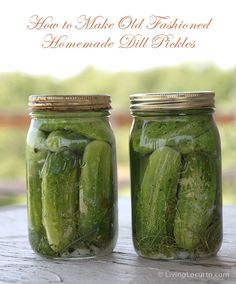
130, 92, 215, 111
28, 95, 111, 111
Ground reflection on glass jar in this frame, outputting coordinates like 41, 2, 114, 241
26, 95, 118, 259
129, 92, 222, 260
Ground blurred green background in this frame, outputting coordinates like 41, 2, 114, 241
0, 63, 235, 205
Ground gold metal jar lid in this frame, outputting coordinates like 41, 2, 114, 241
28, 95, 111, 111
130, 91, 215, 111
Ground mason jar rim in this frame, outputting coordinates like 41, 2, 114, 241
130, 91, 215, 111
28, 94, 111, 111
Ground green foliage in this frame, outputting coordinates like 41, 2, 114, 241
0, 63, 235, 112
0, 128, 27, 177
0, 73, 62, 112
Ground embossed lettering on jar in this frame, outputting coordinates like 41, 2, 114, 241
129, 92, 222, 260
26, 95, 118, 259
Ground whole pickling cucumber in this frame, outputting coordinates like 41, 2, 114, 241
165, 121, 218, 155
78, 140, 113, 247
41, 149, 79, 254
174, 154, 216, 250
26, 128, 48, 233
27, 128, 57, 256
132, 115, 214, 155
39, 118, 113, 142
135, 147, 181, 249
46, 130, 89, 153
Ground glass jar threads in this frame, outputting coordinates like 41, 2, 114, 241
26, 95, 118, 259
129, 92, 222, 260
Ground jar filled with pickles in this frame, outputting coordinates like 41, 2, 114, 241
26, 95, 118, 259
129, 92, 222, 260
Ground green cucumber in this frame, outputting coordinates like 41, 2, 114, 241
132, 115, 215, 155
78, 140, 113, 247
39, 118, 113, 142
46, 130, 88, 153
174, 154, 216, 250
26, 128, 48, 233
26, 128, 57, 256
41, 149, 79, 253
136, 147, 181, 249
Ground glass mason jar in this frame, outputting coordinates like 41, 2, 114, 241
129, 92, 222, 260
26, 95, 118, 259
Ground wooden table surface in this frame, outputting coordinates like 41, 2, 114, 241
0, 197, 235, 284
